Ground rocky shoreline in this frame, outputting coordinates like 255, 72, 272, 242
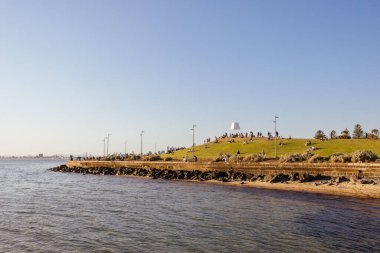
49, 165, 378, 186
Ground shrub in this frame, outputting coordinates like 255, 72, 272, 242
280, 150, 315, 163
302, 150, 314, 160
350, 150, 377, 163
280, 153, 305, 163
142, 155, 163, 161
243, 153, 265, 162
164, 157, 173, 161
337, 135, 351, 139
308, 154, 326, 163
329, 153, 351, 163
123, 155, 132, 161
367, 133, 379, 140
371, 129, 379, 136
214, 153, 224, 162
230, 154, 243, 163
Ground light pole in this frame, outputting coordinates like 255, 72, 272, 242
124, 140, 127, 154
154, 143, 157, 154
106, 133, 111, 156
102, 137, 106, 156
191, 124, 196, 159
140, 131, 144, 156
274, 116, 279, 159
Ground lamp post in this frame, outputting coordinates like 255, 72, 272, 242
274, 116, 279, 159
124, 140, 127, 154
154, 143, 157, 154
191, 124, 196, 159
140, 131, 144, 156
106, 133, 111, 156
102, 137, 106, 156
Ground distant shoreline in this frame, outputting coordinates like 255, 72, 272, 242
0, 157, 67, 160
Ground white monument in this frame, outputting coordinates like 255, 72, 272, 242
230, 122, 240, 131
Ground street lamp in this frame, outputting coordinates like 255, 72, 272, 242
106, 133, 111, 156
102, 137, 106, 156
274, 116, 279, 159
191, 124, 196, 159
140, 131, 144, 156
124, 140, 127, 154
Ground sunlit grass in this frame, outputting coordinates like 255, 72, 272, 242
163, 138, 380, 160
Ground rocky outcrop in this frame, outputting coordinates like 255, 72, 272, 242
49, 165, 378, 185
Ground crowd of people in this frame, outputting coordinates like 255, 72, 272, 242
166, 146, 186, 154
203, 130, 287, 145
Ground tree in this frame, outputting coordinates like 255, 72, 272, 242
330, 130, 337, 139
368, 129, 379, 139
353, 124, 364, 139
314, 130, 326, 139
340, 128, 351, 139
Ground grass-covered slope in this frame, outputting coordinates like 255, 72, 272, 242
165, 138, 380, 160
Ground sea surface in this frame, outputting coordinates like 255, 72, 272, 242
0, 159, 379, 252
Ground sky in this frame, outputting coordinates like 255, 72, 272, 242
0, 0, 379, 156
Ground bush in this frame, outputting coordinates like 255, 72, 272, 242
164, 157, 173, 161
243, 153, 265, 162
123, 155, 134, 161
308, 154, 326, 163
302, 150, 314, 160
280, 153, 305, 163
280, 151, 314, 163
367, 133, 379, 140
350, 150, 378, 163
337, 135, 351, 139
214, 152, 225, 162
329, 153, 351, 163
230, 154, 243, 163
142, 155, 163, 161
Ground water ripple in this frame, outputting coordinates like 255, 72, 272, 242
0, 160, 379, 252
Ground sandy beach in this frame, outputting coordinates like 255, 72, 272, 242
207, 180, 380, 199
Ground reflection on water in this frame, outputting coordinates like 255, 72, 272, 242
0, 160, 379, 252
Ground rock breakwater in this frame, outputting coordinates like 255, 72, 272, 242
49, 165, 378, 185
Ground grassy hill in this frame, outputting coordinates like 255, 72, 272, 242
164, 138, 380, 160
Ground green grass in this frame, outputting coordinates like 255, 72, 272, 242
163, 138, 380, 160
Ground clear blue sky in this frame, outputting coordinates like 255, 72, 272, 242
0, 0, 379, 156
